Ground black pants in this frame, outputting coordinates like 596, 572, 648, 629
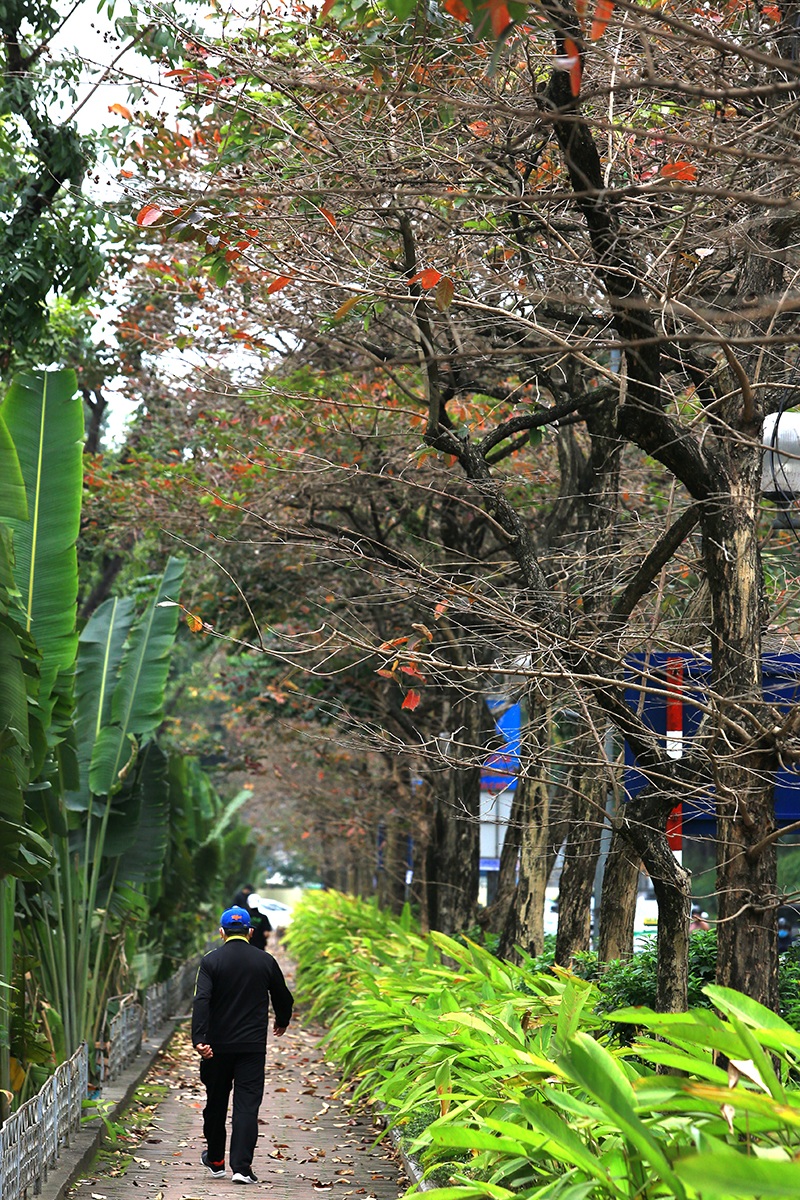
200, 1051, 266, 1173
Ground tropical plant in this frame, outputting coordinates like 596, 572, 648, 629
288, 890, 800, 1200
21, 558, 186, 1054
0, 370, 82, 1108
0, 366, 259, 1106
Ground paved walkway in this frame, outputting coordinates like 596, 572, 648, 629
66, 985, 409, 1200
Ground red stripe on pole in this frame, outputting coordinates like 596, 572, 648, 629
666, 656, 683, 732
666, 657, 683, 850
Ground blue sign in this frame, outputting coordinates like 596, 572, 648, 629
624, 652, 800, 833
482, 701, 521, 792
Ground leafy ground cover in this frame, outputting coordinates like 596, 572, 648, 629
285, 892, 800, 1200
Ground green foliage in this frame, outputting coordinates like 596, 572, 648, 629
595, 932, 717, 1018
0, 370, 83, 732
288, 891, 800, 1200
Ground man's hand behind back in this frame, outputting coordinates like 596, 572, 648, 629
195, 1042, 214, 1059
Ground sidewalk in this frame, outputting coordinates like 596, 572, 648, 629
64, 1015, 409, 1200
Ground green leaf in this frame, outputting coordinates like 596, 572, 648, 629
559, 1032, 686, 1199
89, 558, 184, 797
204, 787, 253, 841
496, 1105, 616, 1187
675, 1135, 800, 1198
0, 410, 27, 521
103, 743, 169, 884
704, 985, 798, 1034
0, 370, 83, 728
555, 978, 591, 1055
68, 595, 136, 811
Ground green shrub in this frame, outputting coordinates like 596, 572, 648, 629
288, 891, 800, 1200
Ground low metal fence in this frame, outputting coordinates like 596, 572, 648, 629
143, 955, 200, 1038
95, 993, 143, 1084
0, 1042, 87, 1200
1, 954, 202, 1200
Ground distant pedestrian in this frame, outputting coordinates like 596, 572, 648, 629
246, 893, 273, 952
689, 905, 710, 933
232, 884, 272, 952
192, 906, 294, 1184
232, 883, 255, 910
778, 916, 793, 953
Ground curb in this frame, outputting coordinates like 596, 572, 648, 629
387, 1126, 434, 1192
39, 1015, 189, 1200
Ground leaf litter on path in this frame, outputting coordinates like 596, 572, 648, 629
68, 991, 408, 1200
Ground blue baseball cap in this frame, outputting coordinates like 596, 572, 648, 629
220, 906, 251, 930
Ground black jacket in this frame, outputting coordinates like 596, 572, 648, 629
191, 937, 294, 1053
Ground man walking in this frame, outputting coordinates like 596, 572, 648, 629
192, 905, 294, 1184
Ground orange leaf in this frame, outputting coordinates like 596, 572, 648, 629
334, 294, 362, 319
267, 274, 292, 294
400, 664, 426, 680
563, 38, 582, 96
136, 204, 163, 227
435, 276, 455, 311
482, 0, 511, 36
119, 169, 134, 179
408, 268, 442, 290
590, 0, 614, 40
108, 102, 133, 120
444, 0, 470, 19
402, 689, 422, 711
661, 160, 697, 182
469, 120, 491, 137
320, 0, 336, 14
186, 613, 203, 632
372, 66, 384, 85
320, 206, 337, 229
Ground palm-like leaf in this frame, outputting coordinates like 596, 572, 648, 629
0, 370, 82, 728
103, 743, 169, 885
89, 558, 184, 797
0, 410, 27, 521
66, 595, 136, 813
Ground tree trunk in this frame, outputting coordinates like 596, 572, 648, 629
555, 742, 606, 966
598, 830, 639, 962
481, 781, 524, 937
495, 688, 552, 959
425, 691, 491, 934
497, 769, 550, 959
376, 805, 408, 914
705, 484, 777, 1008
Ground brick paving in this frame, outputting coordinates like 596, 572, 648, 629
67, 972, 409, 1200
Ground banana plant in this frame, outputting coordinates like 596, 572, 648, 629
29, 559, 185, 1052
0, 381, 72, 1112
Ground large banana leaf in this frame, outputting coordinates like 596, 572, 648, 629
89, 558, 184, 797
102, 743, 170, 886
0, 370, 83, 729
0, 410, 27, 522
66, 595, 136, 813
0, 526, 52, 881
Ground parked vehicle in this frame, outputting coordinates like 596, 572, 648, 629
254, 897, 293, 928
